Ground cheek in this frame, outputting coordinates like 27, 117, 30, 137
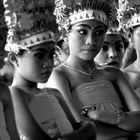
95, 51, 107, 63
96, 36, 105, 49
69, 33, 84, 47
118, 52, 124, 60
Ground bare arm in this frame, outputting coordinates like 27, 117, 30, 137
47, 68, 132, 139
9, 87, 52, 140
48, 88, 96, 140
115, 68, 140, 111
47, 68, 83, 122
61, 119, 96, 140
88, 110, 140, 132
0, 83, 20, 140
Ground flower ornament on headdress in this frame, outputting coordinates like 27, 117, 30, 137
117, 0, 140, 31
54, 0, 117, 33
3, 0, 58, 54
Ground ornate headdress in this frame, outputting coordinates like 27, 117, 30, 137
3, 0, 58, 54
117, 0, 140, 35
54, 0, 117, 32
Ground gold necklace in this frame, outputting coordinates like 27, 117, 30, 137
63, 64, 96, 79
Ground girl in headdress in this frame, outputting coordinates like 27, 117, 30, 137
46, 0, 140, 139
119, 0, 140, 98
3, 0, 96, 139
95, 23, 129, 69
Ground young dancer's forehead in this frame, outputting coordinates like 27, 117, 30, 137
30, 42, 55, 52
72, 21, 106, 30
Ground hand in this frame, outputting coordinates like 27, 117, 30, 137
88, 110, 117, 125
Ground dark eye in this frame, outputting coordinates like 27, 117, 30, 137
78, 29, 88, 35
49, 48, 55, 59
94, 29, 105, 36
34, 53, 44, 59
102, 44, 109, 51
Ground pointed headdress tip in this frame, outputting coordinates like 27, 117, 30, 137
3, 0, 58, 53
55, 0, 117, 31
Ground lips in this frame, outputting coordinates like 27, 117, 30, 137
41, 71, 51, 75
107, 61, 119, 66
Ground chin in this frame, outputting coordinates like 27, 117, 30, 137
38, 78, 49, 83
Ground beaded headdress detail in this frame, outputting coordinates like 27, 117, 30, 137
55, 0, 116, 32
3, 0, 58, 54
117, 0, 140, 29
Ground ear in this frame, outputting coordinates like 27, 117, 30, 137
8, 53, 19, 67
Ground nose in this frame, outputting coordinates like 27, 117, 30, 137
108, 47, 117, 58
86, 32, 95, 46
43, 59, 54, 68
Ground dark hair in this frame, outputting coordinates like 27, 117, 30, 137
121, 36, 129, 49
57, 39, 64, 49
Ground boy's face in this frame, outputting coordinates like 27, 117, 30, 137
95, 34, 125, 68
16, 42, 56, 83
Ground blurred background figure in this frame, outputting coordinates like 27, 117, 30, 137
118, 0, 140, 97
0, 57, 14, 86
95, 25, 129, 69
0, 0, 14, 86
54, 37, 69, 66
121, 42, 136, 69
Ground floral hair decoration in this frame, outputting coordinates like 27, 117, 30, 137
54, 0, 117, 33
3, 0, 58, 54
117, 0, 140, 39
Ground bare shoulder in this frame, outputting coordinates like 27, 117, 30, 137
100, 65, 123, 77
48, 64, 69, 83
45, 87, 63, 99
9, 86, 26, 94
53, 64, 69, 75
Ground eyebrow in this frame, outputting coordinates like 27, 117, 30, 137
75, 24, 105, 30
31, 48, 49, 53
104, 40, 123, 43
104, 41, 111, 45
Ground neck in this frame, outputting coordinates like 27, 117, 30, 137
65, 57, 95, 72
12, 73, 37, 89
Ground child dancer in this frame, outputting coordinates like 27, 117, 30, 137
46, 0, 140, 139
3, 0, 96, 139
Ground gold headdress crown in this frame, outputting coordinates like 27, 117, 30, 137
117, 0, 140, 29
3, 0, 58, 53
55, 0, 116, 32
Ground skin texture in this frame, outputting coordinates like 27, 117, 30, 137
95, 34, 127, 68
47, 20, 140, 140
10, 41, 96, 140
